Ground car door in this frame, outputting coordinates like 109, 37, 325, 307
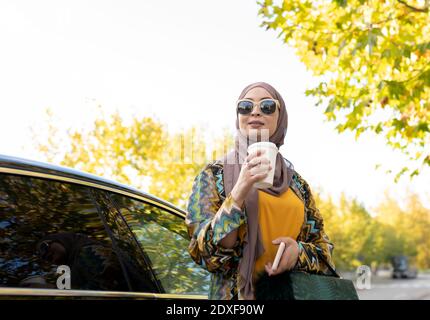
0, 171, 210, 299
104, 190, 211, 298
0, 172, 171, 299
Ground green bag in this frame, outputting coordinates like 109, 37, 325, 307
254, 251, 359, 300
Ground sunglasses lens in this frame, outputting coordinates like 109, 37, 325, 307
260, 100, 277, 114
237, 101, 254, 114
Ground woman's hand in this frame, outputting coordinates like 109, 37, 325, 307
264, 237, 299, 276
230, 149, 272, 207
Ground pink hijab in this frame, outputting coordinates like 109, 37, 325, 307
222, 82, 294, 299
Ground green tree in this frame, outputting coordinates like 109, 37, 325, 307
258, 0, 430, 179
314, 190, 430, 270
32, 108, 233, 209
375, 192, 430, 269
404, 193, 430, 268
314, 192, 377, 270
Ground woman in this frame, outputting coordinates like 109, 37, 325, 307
36, 232, 127, 291
186, 82, 335, 300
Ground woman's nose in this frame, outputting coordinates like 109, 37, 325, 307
250, 105, 261, 116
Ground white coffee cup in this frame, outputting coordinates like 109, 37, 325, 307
247, 142, 278, 189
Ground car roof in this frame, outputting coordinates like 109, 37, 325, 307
0, 154, 187, 217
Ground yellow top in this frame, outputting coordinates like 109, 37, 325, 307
253, 187, 305, 282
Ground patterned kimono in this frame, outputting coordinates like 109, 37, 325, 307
185, 158, 336, 300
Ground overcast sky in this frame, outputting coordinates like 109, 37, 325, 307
0, 0, 428, 212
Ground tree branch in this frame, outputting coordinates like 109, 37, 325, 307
397, 0, 429, 13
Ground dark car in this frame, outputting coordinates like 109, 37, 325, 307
0, 154, 210, 299
391, 255, 418, 279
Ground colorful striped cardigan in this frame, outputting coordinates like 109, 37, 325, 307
185, 159, 336, 300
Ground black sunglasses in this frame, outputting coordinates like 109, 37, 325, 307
236, 99, 280, 115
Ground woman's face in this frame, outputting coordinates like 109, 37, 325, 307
238, 87, 279, 140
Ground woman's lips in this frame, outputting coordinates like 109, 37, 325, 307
248, 121, 264, 128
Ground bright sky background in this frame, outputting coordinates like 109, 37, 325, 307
0, 0, 429, 212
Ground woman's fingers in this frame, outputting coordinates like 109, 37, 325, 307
272, 237, 291, 245
265, 263, 274, 276
245, 149, 265, 163
265, 247, 290, 277
264, 238, 299, 276
250, 171, 269, 183
249, 163, 270, 175
237, 149, 274, 190
266, 258, 287, 276
272, 238, 283, 245
272, 251, 293, 274
247, 156, 270, 169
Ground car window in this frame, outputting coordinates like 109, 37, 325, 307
109, 193, 211, 296
90, 189, 161, 293
0, 173, 129, 292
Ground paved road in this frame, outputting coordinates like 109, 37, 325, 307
350, 272, 430, 300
